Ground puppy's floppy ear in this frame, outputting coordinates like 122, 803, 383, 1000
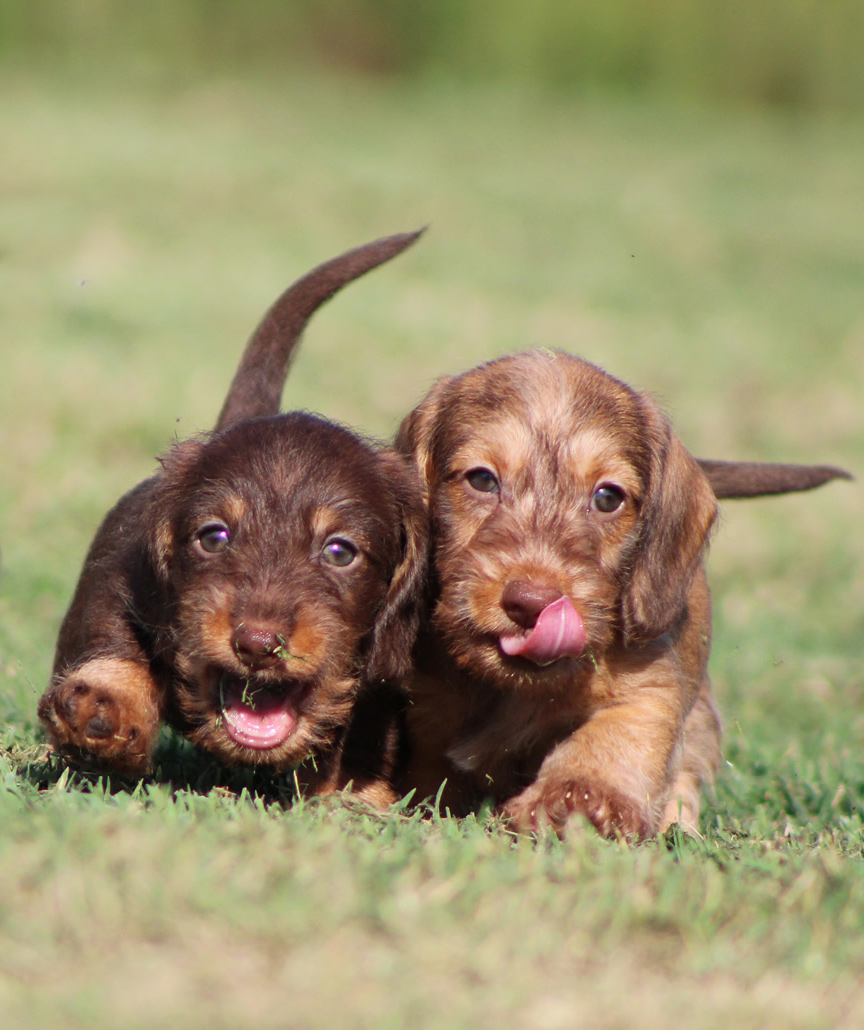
364, 450, 430, 685
144, 438, 206, 583
621, 397, 717, 645
393, 375, 455, 498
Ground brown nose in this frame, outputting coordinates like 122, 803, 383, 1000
500, 580, 564, 629
231, 625, 284, 669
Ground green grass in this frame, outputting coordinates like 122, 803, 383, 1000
0, 63, 862, 1028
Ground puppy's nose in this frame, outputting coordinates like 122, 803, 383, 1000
232, 625, 284, 669
501, 580, 565, 629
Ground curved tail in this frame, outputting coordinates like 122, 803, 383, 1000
698, 459, 852, 499
216, 229, 425, 431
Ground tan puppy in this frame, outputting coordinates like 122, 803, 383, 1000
395, 349, 725, 838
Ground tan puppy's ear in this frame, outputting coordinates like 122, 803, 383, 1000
364, 451, 430, 684
144, 439, 206, 582
394, 375, 455, 498
622, 397, 717, 645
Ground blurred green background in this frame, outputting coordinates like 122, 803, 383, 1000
2, 0, 864, 110
1, 7, 863, 1028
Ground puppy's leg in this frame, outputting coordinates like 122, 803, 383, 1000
38, 481, 166, 776
295, 682, 407, 809
505, 568, 715, 840
39, 657, 162, 776
503, 681, 686, 840
660, 680, 721, 835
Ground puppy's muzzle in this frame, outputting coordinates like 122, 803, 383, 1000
232, 623, 288, 671
498, 580, 586, 666
212, 620, 312, 751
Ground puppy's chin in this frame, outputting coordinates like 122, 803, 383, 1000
178, 666, 356, 768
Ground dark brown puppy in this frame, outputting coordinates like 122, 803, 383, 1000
393, 349, 847, 839
41, 413, 423, 802
39, 232, 425, 803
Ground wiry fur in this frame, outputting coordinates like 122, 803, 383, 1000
395, 349, 723, 838
40, 414, 424, 800
39, 232, 425, 804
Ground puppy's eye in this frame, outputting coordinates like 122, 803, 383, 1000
591, 484, 626, 514
466, 467, 500, 494
195, 522, 231, 554
322, 537, 358, 568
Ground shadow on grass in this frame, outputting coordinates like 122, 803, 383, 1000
13, 728, 303, 808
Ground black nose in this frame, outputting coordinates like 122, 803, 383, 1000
231, 625, 283, 669
500, 580, 564, 629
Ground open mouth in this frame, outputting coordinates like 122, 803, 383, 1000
215, 672, 311, 751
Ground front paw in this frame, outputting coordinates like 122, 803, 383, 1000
503, 776, 655, 841
38, 658, 160, 776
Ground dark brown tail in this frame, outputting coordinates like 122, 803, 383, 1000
216, 229, 425, 431
698, 459, 852, 499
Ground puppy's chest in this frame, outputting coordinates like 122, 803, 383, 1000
445, 684, 591, 785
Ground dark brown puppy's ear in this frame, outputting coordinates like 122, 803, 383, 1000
144, 439, 206, 583
622, 399, 717, 645
364, 451, 430, 685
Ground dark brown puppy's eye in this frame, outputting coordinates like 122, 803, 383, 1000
466, 467, 500, 494
591, 484, 626, 514
322, 537, 357, 568
195, 522, 231, 554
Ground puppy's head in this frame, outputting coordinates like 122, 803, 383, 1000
396, 350, 716, 690
146, 412, 425, 767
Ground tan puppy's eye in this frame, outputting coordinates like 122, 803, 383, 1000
466, 467, 500, 494
194, 521, 231, 554
591, 484, 626, 514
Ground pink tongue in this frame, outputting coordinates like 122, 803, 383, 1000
499, 595, 586, 666
222, 688, 298, 750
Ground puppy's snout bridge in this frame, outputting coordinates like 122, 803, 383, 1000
500, 580, 564, 629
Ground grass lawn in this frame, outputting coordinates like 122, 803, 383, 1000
0, 62, 862, 1028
